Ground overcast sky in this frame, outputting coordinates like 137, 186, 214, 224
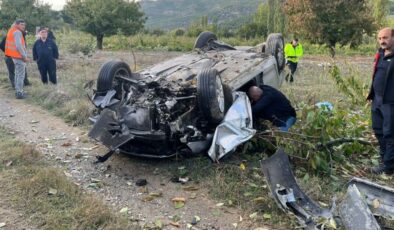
42, 0, 66, 10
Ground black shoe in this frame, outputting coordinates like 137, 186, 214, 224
15, 92, 26, 99
370, 165, 394, 175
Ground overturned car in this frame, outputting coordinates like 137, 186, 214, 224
89, 32, 285, 159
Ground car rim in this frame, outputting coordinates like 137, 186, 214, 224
113, 68, 128, 88
216, 75, 225, 113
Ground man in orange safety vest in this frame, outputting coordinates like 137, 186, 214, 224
5, 19, 29, 99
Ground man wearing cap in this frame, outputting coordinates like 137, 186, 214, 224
5, 19, 29, 99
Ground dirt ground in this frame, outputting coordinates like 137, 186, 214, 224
0, 51, 271, 229
0, 49, 379, 230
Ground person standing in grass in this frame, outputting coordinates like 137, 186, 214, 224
0, 26, 31, 89
5, 19, 29, 99
284, 38, 303, 83
367, 27, 394, 175
33, 27, 59, 84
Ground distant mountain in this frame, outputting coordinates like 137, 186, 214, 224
139, 0, 265, 30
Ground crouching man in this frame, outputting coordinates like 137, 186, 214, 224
248, 85, 296, 131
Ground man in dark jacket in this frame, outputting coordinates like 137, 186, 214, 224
32, 27, 59, 84
0, 30, 30, 88
248, 85, 296, 131
367, 27, 394, 175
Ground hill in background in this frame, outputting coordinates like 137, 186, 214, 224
140, 0, 265, 30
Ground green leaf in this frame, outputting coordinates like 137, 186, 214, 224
174, 201, 185, 209
263, 213, 271, 219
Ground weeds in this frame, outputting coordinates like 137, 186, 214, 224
0, 126, 139, 229
0, 46, 391, 228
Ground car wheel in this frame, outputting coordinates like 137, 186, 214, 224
265, 33, 285, 72
194, 31, 218, 50
96, 60, 132, 96
197, 68, 228, 124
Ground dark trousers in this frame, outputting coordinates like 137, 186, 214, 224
286, 61, 298, 83
4, 56, 29, 88
37, 59, 57, 84
372, 102, 394, 169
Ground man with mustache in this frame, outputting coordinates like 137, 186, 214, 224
367, 27, 394, 174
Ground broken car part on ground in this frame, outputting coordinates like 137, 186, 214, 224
88, 31, 285, 160
261, 149, 394, 230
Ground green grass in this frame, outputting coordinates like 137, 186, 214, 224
1, 49, 393, 228
25, 29, 379, 55
0, 126, 140, 229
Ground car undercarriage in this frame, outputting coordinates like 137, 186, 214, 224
88, 31, 285, 159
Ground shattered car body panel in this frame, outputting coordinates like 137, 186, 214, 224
208, 92, 256, 161
347, 177, 394, 220
260, 149, 333, 229
261, 149, 394, 230
339, 184, 381, 230
89, 32, 285, 158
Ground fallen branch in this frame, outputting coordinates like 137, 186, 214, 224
316, 138, 372, 150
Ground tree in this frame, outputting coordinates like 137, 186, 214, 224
267, 0, 286, 34
0, 0, 53, 32
273, 0, 286, 33
65, 0, 146, 49
186, 16, 217, 37
284, 0, 377, 57
267, 0, 275, 34
370, 0, 390, 27
237, 3, 269, 39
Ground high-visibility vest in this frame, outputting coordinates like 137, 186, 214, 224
284, 43, 303, 63
5, 26, 25, 59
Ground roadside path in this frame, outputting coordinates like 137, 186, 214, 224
0, 87, 260, 230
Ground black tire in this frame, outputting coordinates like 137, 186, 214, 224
194, 31, 218, 50
265, 33, 285, 72
96, 60, 132, 95
197, 68, 229, 124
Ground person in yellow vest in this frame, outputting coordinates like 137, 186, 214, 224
284, 38, 303, 83
5, 19, 29, 99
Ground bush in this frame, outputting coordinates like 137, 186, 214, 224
172, 28, 185, 37
55, 30, 96, 55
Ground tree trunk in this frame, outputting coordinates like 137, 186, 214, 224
96, 34, 104, 50
329, 45, 336, 58
267, 0, 275, 33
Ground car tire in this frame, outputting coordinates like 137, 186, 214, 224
96, 60, 132, 96
197, 68, 228, 124
265, 33, 285, 72
194, 31, 218, 50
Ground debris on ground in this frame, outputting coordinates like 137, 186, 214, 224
339, 184, 380, 230
48, 188, 58, 195
261, 149, 394, 230
135, 179, 147, 186
172, 197, 186, 209
261, 149, 333, 229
